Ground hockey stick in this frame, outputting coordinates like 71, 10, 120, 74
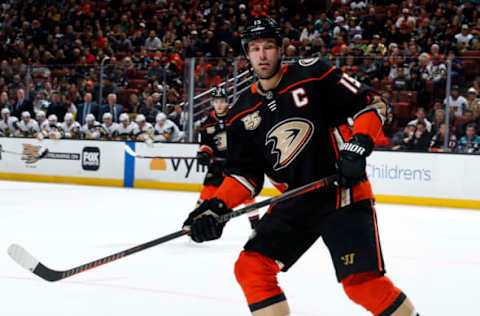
0, 147, 49, 159
124, 145, 225, 161
8, 174, 338, 282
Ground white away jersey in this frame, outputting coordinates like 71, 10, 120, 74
16, 119, 40, 137
81, 121, 102, 139
100, 122, 119, 139
154, 119, 183, 142
0, 117, 19, 136
60, 121, 81, 139
116, 122, 138, 140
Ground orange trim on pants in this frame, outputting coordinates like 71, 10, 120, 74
199, 185, 218, 201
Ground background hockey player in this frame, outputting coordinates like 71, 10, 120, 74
153, 112, 183, 142
81, 114, 102, 140
39, 114, 62, 139
60, 112, 81, 139
100, 112, 119, 140
36, 111, 48, 130
116, 113, 137, 141
0, 108, 18, 136
197, 86, 259, 229
133, 114, 154, 143
16, 111, 40, 138
183, 16, 418, 316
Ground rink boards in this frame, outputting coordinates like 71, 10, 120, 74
0, 138, 479, 209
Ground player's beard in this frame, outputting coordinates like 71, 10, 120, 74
254, 59, 282, 80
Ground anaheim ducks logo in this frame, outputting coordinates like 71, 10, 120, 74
266, 118, 314, 171
22, 144, 42, 164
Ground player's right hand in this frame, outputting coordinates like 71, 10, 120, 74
182, 198, 230, 243
197, 151, 212, 166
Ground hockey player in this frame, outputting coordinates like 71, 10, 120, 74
40, 114, 62, 139
133, 114, 154, 143
197, 87, 259, 229
116, 113, 137, 141
100, 112, 119, 140
36, 111, 48, 130
80, 114, 102, 139
183, 16, 418, 316
153, 112, 184, 142
60, 112, 81, 139
0, 108, 18, 136
16, 111, 40, 137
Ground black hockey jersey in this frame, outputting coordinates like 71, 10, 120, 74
221, 58, 385, 212
198, 111, 228, 160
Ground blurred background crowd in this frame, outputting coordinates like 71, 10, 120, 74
0, 0, 479, 153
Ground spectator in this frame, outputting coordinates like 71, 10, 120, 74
138, 96, 159, 124
46, 91, 67, 123
391, 123, 416, 151
445, 85, 468, 118
76, 92, 99, 125
447, 49, 464, 84
0, 91, 12, 112
396, 8, 416, 30
392, 64, 410, 91
455, 24, 474, 49
455, 110, 476, 139
408, 107, 432, 134
145, 30, 163, 52
366, 34, 387, 56
429, 122, 457, 152
33, 90, 49, 115
126, 93, 142, 113
431, 109, 446, 136
426, 55, 447, 99
405, 121, 432, 152
465, 87, 480, 120
409, 67, 428, 106
13, 89, 33, 119
100, 93, 123, 123
0, 108, 18, 137
457, 123, 480, 154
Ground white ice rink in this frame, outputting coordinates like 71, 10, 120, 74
1, 180, 479, 315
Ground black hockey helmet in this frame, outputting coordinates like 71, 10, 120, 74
211, 86, 228, 99
241, 16, 282, 54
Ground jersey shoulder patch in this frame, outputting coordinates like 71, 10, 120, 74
298, 57, 320, 67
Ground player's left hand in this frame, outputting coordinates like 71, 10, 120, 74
337, 134, 374, 187
182, 198, 231, 242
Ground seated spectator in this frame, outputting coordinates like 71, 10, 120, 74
391, 123, 416, 151
392, 64, 410, 91
126, 93, 142, 113
133, 114, 154, 143
355, 67, 371, 85
100, 93, 123, 123
81, 114, 102, 140
144, 30, 162, 52
33, 90, 49, 115
362, 55, 379, 80
366, 34, 387, 56
285, 45, 297, 58
405, 121, 431, 152
100, 112, 119, 140
408, 107, 432, 134
16, 111, 39, 138
116, 113, 137, 141
465, 87, 480, 120
60, 113, 81, 139
447, 49, 464, 85
431, 109, 446, 136
409, 67, 428, 106
444, 85, 467, 118
455, 24, 474, 49
0, 108, 18, 137
426, 55, 447, 99
455, 110, 476, 139
429, 122, 457, 152
457, 123, 480, 154
154, 112, 183, 143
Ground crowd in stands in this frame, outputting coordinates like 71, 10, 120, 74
0, 0, 479, 152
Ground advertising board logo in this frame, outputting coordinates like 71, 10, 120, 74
82, 147, 100, 171
149, 157, 207, 178
22, 144, 44, 164
150, 158, 167, 171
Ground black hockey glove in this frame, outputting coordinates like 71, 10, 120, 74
182, 198, 231, 243
337, 134, 374, 188
197, 151, 212, 166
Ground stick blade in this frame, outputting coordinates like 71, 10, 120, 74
8, 244, 62, 282
124, 145, 136, 157
8, 244, 40, 272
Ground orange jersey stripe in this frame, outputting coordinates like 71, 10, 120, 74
278, 66, 336, 94
353, 111, 382, 140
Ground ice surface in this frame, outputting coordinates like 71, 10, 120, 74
1, 180, 479, 315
